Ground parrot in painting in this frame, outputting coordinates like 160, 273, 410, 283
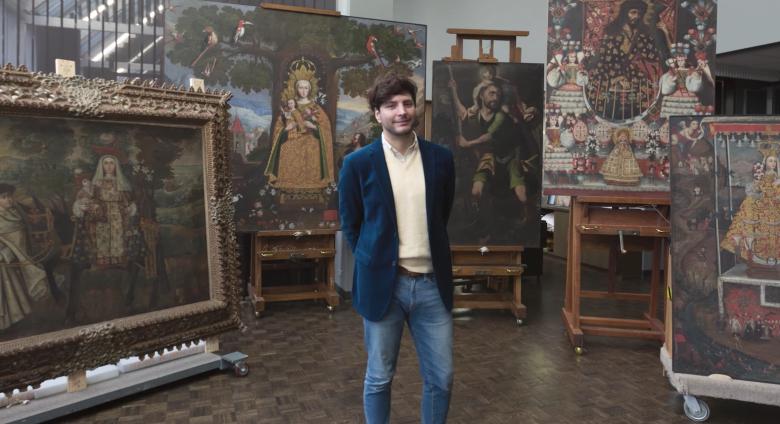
191, 26, 218, 67
366, 35, 384, 66
233, 20, 253, 44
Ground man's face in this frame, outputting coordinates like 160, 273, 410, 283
374, 93, 416, 137
480, 85, 501, 112
628, 9, 641, 25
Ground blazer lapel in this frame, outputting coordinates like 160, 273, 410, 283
369, 140, 398, 227
419, 140, 436, 226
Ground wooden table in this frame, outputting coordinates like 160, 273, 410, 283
562, 195, 670, 353
250, 229, 340, 317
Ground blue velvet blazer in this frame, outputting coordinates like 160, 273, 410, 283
338, 138, 455, 321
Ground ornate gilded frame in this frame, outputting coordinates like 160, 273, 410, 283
0, 65, 241, 394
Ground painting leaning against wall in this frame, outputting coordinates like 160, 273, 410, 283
164, 2, 427, 232
543, 0, 717, 196
671, 116, 780, 385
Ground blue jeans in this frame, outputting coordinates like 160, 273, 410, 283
363, 273, 453, 424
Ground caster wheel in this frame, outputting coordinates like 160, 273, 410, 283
234, 361, 250, 377
683, 398, 710, 422
574, 346, 584, 355
516, 319, 523, 326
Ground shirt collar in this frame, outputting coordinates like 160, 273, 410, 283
381, 131, 418, 161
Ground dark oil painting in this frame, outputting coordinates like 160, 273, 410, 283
0, 116, 209, 342
431, 62, 543, 247
671, 116, 780, 384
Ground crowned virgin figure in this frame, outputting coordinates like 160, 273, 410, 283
721, 145, 780, 277
264, 58, 335, 200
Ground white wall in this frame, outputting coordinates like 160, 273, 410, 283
393, 0, 548, 99
340, 0, 395, 21
717, 0, 780, 53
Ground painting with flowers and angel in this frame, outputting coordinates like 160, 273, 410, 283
543, 0, 717, 196
164, 1, 427, 231
671, 116, 780, 384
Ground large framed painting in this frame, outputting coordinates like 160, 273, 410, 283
164, 2, 427, 232
671, 116, 780, 384
543, 0, 717, 196
431, 62, 543, 247
0, 66, 241, 394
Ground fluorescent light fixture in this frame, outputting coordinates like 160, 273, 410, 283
91, 33, 130, 62
82, 16, 89, 22
97, 5, 106, 13
149, 11, 155, 19
129, 36, 164, 63
89, 10, 98, 19
158, 4, 164, 12
107, 0, 115, 5
142, 17, 148, 25
116, 67, 127, 74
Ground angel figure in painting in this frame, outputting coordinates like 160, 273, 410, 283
600, 128, 643, 185
264, 58, 335, 198
721, 149, 780, 277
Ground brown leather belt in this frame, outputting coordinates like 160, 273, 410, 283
397, 266, 428, 278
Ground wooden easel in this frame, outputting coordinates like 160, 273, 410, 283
443, 28, 530, 324
562, 195, 670, 354
250, 229, 340, 317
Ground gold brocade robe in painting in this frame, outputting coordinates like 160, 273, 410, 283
600, 140, 643, 185
722, 174, 780, 266
87, 179, 134, 266
264, 102, 335, 191
0, 206, 48, 330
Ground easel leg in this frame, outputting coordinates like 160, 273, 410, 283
511, 251, 526, 323
326, 255, 339, 311
250, 236, 265, 318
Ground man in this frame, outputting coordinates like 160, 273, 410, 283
587, 0, 666, 120
0, 184, 50, 330
452, 80, 533, 245
339, 73, 455, 424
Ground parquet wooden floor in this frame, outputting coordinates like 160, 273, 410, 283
59, 255, 779, 423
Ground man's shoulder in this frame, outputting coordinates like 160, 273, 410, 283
342, 140, 377, 167
419, 138, 453, 159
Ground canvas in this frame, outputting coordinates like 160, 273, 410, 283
0, 66, 241, 394
671, 116, 780, 385
543, 0, 717, 196
431, 62, 543, 247
164, 2, 427, 232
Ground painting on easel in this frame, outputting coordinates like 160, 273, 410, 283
671, 116, 780, 385
431, 62, 543, 246
543, 0, 717, 195
164, 2, 427, 232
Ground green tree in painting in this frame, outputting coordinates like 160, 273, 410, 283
166, 4, 423, 120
